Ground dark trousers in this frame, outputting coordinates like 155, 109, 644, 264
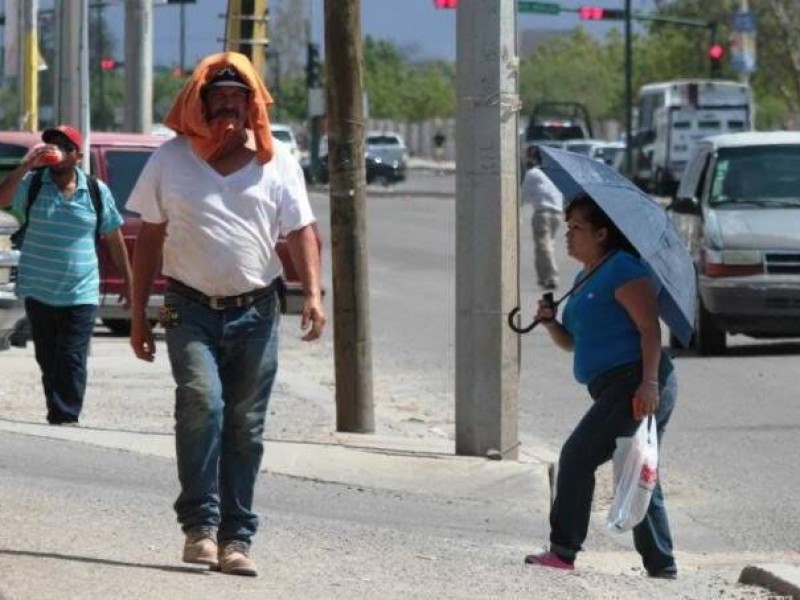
550, 354, 677, 575
25, 298, 97, 424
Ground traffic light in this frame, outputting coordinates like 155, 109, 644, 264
306, 43, 322, 88
578, 6, 625, 20
709, 44, 724, 76
434, 0, 458, 8
100, 58, 117, 71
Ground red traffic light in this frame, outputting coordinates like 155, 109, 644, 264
579, 6, 604, 20
100, 58, 116, 71
709, 44, 724, 60
434, 0, 457, 8
578, 6, 625, 20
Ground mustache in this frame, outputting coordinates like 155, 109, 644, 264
210, 108, 240, 120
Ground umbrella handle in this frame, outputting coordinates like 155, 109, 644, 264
507, 306, 542, 334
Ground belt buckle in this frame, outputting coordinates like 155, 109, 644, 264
208, 296, 224, 310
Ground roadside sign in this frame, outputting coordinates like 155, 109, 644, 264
733, 11, 756, 34
731, 11, 757, 73
518, 1, 561, 15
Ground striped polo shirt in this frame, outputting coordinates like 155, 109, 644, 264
11, 167, 123, 307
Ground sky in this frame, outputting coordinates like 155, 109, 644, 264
90, 0, 658, 68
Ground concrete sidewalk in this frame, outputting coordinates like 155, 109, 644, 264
1, 330, 798, 598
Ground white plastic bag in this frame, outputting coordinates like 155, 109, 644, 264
607, 416, 659, 533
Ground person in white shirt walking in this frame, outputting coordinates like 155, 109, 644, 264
521, 146, 564, 290
128, 53, 325, 578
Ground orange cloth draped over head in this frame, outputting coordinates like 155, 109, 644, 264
164, 52, 274, 165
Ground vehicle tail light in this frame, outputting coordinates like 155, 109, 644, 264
701, 248, 763, 277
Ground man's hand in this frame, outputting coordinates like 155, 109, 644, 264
300, 292, 326, 341
25, 144, 64, 170
130, 317, 156, 362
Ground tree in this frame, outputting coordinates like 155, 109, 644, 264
362, 36, 455, 120
519, 28, 621, 122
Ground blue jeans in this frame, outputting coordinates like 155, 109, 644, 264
164, 288, 280, 543
550, 353, 677, 575
25, 298, 97, 424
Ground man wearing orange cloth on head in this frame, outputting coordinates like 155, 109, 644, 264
127, 52, 326, 577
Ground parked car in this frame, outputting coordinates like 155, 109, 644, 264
0, 209, 23, 350
313, 132, 408, 186
270, 123, 299, 158
0, 130, 321, 337
591, 141, 626, 171
564, 139, 610, 157
667, 131, 800, 355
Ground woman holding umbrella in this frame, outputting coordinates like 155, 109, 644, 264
525, 193, 679, 579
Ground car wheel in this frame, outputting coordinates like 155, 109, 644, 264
103, 319, 131, 336
694, 298, 726, 356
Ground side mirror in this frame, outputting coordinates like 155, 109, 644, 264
667, 196, 701, 215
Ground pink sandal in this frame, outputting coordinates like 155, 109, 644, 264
524, 551, 575, 570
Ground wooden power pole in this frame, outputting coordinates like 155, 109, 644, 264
324, 0, 375, 433
225, 0, 270, 79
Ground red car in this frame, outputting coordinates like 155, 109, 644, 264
0, 131, 320, 335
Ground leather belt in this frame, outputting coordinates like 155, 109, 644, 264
167, 277, 280, 311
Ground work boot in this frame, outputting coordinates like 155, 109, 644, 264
182, 526, 218, 567
218, 540, 258, 577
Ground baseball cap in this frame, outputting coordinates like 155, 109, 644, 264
42, 125, 83, 151
205, 65, 251, 91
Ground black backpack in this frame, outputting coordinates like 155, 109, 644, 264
10, 169, 103, 250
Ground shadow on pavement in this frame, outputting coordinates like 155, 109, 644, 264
0, 548, 206, 575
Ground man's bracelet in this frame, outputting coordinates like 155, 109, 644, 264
643, 380, 659, 387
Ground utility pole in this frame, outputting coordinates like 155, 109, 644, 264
739, 0, 750, 88
54, 0, 90, 171
624, 0, 633, 177
225, 0, 270, 80
95, 3, 106, 128
179, 2, 186, 75
455, 0, 519, 459
324, 0, 375, 433
19, 0, 38, 131
124, 0, 152, 133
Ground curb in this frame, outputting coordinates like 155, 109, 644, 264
739, 564, 800, 599
0, 419, 549, 505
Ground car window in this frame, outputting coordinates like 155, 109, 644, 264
366, 135, 401, 146
528, 125, 585, 141
710, 145, 800, 207
0, 143, 29, 160
272, 130, 293, 144
694, 154, 711, 200
103, 149, 154, 215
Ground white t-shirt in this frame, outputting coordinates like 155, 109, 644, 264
127, 135, 315, 296
521, 166, 564, 213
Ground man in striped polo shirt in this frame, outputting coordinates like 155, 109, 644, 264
0, 125, 133, 425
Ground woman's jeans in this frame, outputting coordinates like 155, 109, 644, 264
25, 298, 97, 425
549, 354, 678, 575
164, 289, 280, 544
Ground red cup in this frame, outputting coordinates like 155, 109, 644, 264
40, 147, 64, 165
